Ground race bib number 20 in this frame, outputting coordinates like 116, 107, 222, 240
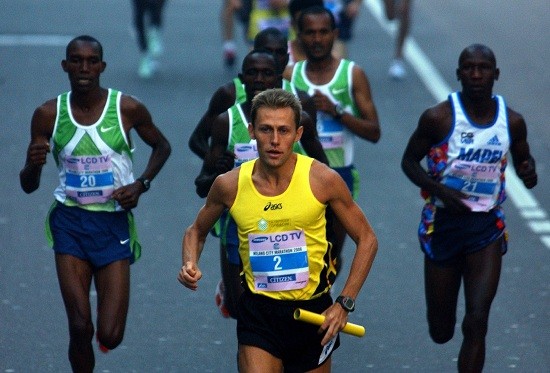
64, 155, 114, 205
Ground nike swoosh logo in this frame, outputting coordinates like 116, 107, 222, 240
332, 88, 346, 95
100, 126, 116, 133
120, 238, 130, 245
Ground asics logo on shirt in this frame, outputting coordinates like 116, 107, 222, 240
264, 202, 282, 211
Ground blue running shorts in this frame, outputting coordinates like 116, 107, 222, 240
419, 206, 507, 265
46, 202, 136, 268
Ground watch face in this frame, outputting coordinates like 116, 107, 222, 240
138, 178, 150, 190
337, 296, 355, 312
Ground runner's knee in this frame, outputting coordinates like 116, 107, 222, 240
429, 326, 454, 344
68, 317, 94, 344
461, 311, 489, 340
97, 325, 125, 349
94, 314, 127, 349
428, 315, 455, 344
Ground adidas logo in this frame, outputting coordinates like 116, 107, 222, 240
487, 135, 501, 146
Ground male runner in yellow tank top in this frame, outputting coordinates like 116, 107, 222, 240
178, 88, 377, 372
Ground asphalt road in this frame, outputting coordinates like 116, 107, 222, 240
1, 1, 548, 372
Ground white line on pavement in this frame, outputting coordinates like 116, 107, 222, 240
0, 34, 73, 47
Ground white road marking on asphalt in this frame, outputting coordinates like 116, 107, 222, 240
0, 34, 73, 47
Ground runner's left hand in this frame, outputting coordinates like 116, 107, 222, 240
319, 303, 348, 346
112, 182, 143, 210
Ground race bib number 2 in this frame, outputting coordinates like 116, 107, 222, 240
248, 230, 309, 291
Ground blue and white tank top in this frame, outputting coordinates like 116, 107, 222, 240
427, 92, 510, 212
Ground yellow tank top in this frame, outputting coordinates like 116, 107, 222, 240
230, 154, 333, 300
247, 0, 291, 42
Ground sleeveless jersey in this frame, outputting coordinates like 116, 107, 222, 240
233, 77, 298, 105
51, 89, 134, 212
228, 104, 258, 167
234, 77, 247, 104
425, 92, 510, 212
230, 154, 332, 300
291, 59, 359, 168
219, 79, 304, 239
247, 0, 291, 42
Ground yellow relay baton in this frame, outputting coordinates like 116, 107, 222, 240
293, 308, 365, 337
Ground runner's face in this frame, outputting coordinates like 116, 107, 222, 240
62, 41, 105, 92
249, 107, 303, 169
457, 50, 499, 99
299, 13, 335, 61
260, 37, 289, 74
240, 54, 281, 101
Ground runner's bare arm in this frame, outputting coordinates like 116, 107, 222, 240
20, 100, 56, 193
